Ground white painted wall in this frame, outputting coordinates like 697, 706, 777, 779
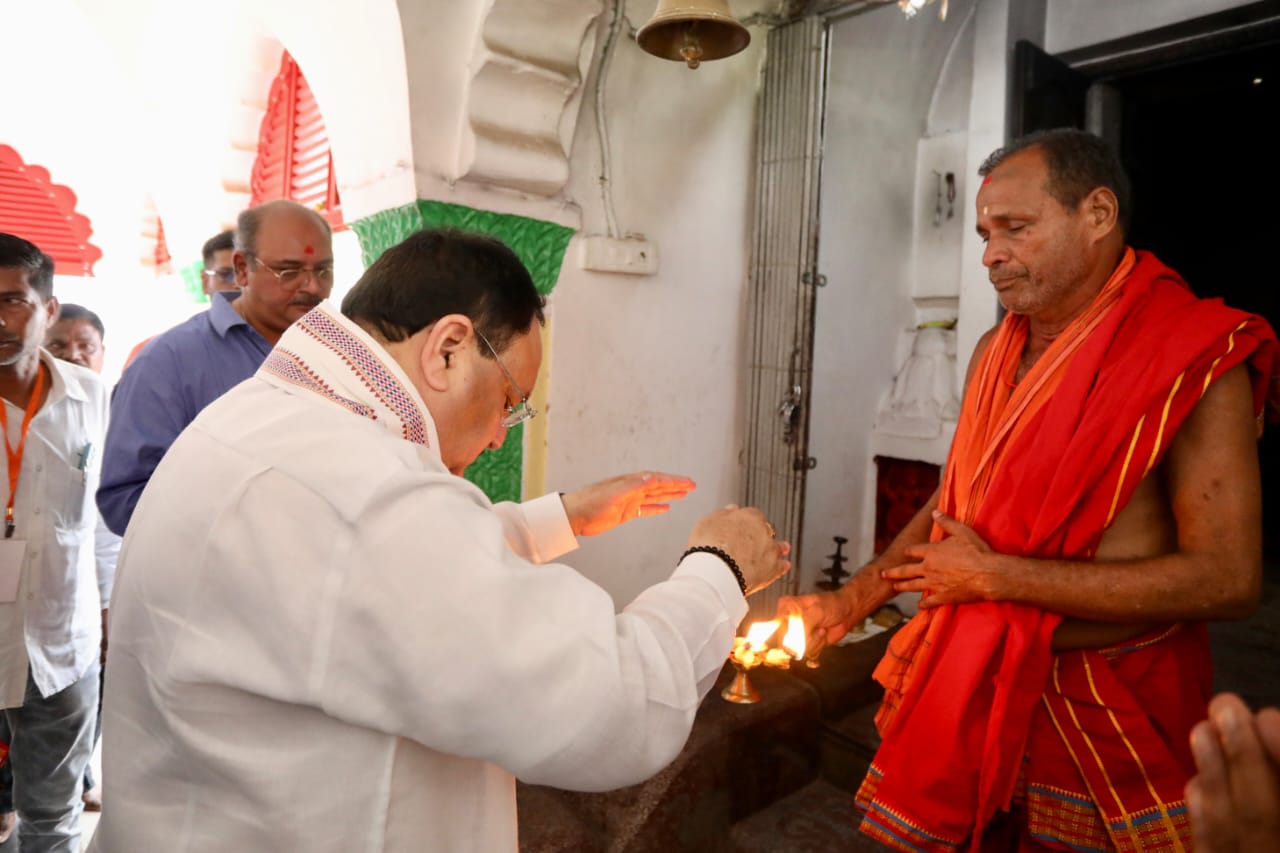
543, 5, 768, 607
955, 0, 1021, 374
1045, 0, 1253, 53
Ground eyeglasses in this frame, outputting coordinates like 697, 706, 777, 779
474, 328, 537, 429
203, 267, 236, 284
247, 255, 334, 286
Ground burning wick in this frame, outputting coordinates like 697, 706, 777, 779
723, 615, 808, 703
781, 614, 806, 660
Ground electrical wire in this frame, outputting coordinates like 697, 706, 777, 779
595, 0, 625, 238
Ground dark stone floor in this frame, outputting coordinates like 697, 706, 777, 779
1208, 567, 1280, 710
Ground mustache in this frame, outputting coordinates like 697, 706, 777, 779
0, 334, 20, 346
289, 295, 323, 308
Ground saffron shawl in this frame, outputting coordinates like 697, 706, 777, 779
855, 250, 1278, 852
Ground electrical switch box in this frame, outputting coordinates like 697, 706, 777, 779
579, 235, 659, 276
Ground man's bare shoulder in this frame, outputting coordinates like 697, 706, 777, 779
963, 325, 1001, 391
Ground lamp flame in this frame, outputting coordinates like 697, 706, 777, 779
731, 620, 781, 669
781, 614, 806, 660
744, 620, 779, 651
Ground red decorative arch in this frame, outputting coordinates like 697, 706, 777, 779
250, 51, 345, 230
154, 217, 173, 272
0, 145, 103, 276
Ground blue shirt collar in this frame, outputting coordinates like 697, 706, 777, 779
208, 290, 251, 338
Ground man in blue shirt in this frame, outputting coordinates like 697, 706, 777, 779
98, 200, 333, 535
199, 229, 238, 298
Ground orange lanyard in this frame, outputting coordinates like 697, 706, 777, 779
0, 364, 46, 539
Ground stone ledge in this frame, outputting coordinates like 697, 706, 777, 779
519, 663, 821, 852
518, 628, 900, 852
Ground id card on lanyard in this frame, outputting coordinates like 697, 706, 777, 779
0, 365, 45, 603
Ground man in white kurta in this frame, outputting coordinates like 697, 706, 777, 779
92, 230, 787, 852
0, 236, 108, 853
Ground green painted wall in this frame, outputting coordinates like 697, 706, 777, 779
180, 259, 208, 304
349, 200, 572, 504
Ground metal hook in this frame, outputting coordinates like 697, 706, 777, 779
932, 171, 943, 228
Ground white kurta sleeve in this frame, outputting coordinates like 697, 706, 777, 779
94, 513, 121, 606
492, 492, 578, 563
317, 474, 746, 792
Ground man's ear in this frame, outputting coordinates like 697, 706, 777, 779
233, 250, 252, 289
1083, 187, 1119, 240
44, 295, 60, 325
420, 315, 474, 393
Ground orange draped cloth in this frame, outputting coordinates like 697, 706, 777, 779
854, 250, 1278, 853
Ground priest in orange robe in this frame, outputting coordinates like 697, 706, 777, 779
781, 128, 1278, 853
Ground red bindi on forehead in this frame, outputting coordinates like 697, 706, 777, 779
304, 245, 314, 255
982, 175, 993, 186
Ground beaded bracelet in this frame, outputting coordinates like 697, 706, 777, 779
680, 545, 748, 597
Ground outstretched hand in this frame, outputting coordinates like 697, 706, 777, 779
561, 471, 696, 537
880, 511, 1004, 609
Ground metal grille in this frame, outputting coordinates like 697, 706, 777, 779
741, 16, 828, 621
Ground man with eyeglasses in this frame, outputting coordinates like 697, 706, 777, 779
199, 229, 237, 297
98, 199, 335, 535
120, 229, 241, 373
89, 228, 791, 853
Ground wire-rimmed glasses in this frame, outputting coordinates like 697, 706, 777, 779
474, 328, 537, 429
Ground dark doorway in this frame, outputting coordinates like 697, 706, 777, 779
1116, 42, 1280, 559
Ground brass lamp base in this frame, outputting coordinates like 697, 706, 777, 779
721, 663, 760, 704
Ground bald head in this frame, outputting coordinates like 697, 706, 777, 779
235, 200, 332, 258
230, 200, 335, 344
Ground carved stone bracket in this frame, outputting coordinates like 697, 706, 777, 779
460, 0, 602, 198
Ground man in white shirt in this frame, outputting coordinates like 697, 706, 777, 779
42, 302, 120, 812
93, 228, 790, 852
0, 234, 109, 853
